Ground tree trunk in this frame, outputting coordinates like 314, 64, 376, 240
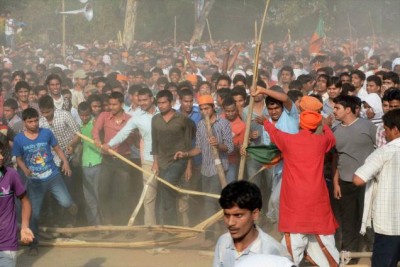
123, 0, 138, 50
190, 0, 215, 44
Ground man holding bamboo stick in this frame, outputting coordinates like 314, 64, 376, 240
174, 94, 233, 245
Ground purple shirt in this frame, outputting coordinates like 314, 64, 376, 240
0, 167, 26, 251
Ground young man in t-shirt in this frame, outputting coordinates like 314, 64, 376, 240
0, 144, 34, 265
12, 108, 77, 255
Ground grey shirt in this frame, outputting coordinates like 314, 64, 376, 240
334, 118, 377, 182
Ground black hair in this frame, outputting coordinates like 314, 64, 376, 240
12, 70, 25, 81
22, 107, 39, 121
287, 90, 303, 103
383, 109, 400, 130
169, 67, 181, 77
341, 83, 356, 96
78, 101, 91, 113
156, 89, 173, 102
317, 67, 334, 76
157, 76, 169, 86
231, 86, 247, 100
138, 87, 153, 98
109, 91, 124, 103
351, 69, 366, 81
45, 73, 62, 86
333, 95, 359, 114
178, 88, 194, 99
216, 74, 232, 87
38, 95, 55, 109
177, 81, 194, 91
151, 67, 164, 76
216, 88, 231, 100
366, 75, 382, 87
15, 81, 30, 93
164, 82, 178, 91
87, 94, 102, 106
3, 98, 18, 110
61, 89, 71, 96
288, 80, 302, 91
387, 88, 400, 102
233, 74, 247, 86
128, 84, 143, 95
278, 65, 294, 80
382, 71, 399, 85
219, 181, 262, 211
222, 96, 236, 108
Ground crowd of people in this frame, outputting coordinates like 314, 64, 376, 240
0, 31, 399, 267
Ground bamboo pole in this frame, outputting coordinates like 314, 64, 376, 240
237, 0, 270, 180
206, 18, 213, 45
174, 16, 177, 47
346, 13, 354, 61
40, 225, 203, 235
61, 0, 66, 58
76, 132, 220, 199
127, 173, 156, 226
37, 232, 197, 249
204, 114, 227, 188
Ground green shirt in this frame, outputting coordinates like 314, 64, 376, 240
81, 119, 102, 167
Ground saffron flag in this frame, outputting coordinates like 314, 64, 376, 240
309, 17, 325, 55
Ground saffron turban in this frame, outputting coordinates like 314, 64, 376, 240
300, 111, 322, 130
299, 96, 323, 112
198, 95, 214, 106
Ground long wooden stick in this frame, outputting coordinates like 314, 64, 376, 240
204, 114, 227, 188
174, 16, 177, 47
37, 232, 197, 249
127, 173, 156, 226
76, 132, 219, 199
40, 225, 202, 234
206, 18, 213, 45
347, 13, 354, 61
237, 0, 270, 180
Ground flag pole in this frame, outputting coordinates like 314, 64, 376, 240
238, 0, 270, 180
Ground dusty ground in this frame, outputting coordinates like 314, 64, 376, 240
15, 227, 372, 267
16, 235, 213, 267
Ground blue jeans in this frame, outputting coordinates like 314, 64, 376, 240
226, 163, 237, 184
372, 233, 400, 267
82, 165, 101, 225
158, 159, 187, 225
0, 251, 16, 267
246, 157, 272, 215
28, 174, 73, 247
202, 174, 222, 240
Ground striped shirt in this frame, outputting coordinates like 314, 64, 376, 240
195, 116, 234, 177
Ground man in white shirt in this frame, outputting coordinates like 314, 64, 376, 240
353, 109, 400, 267
213, 181, 290, 267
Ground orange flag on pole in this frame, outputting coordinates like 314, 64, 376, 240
309, 17, 325, 55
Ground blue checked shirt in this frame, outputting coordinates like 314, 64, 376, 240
195, 116, 234, 177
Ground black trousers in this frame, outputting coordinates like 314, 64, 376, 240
334, 180, 365, 252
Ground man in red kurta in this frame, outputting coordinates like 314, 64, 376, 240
263, 110, 339, 267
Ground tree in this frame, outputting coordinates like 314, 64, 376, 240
190, 0, 215, 43
123, 0, 138, 49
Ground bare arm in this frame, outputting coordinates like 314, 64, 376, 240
353, 175, 366, 186
181, 43, 198, 73
53, 145, 72, 176
253, 86, 292, 111
19, 192, 34, 243
16, 156, 32, 177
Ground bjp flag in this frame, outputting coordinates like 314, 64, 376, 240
309, 17, 325, 55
